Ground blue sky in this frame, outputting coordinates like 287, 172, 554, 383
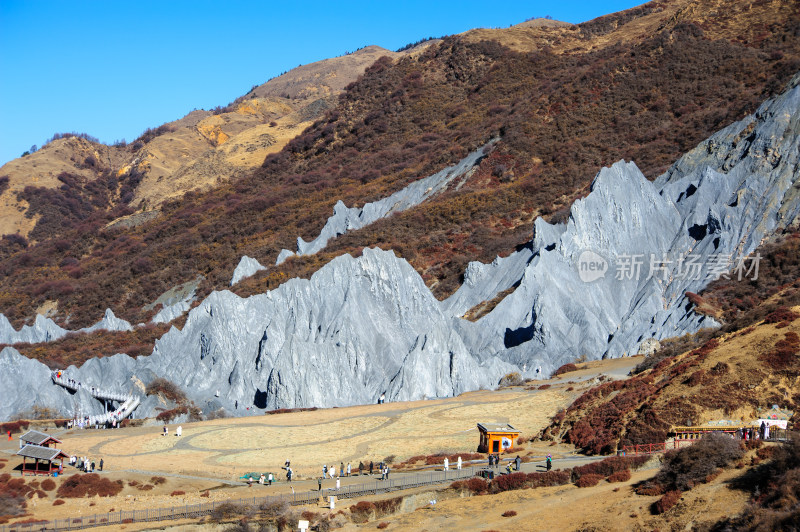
0, 1, 644, 166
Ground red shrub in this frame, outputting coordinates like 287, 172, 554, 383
377, 523, 389, 529
501, 510, 517, 517
635, 481, 665, 496
572, 456, 646, 480
53, 499, 65, 506
525, 470, 571, 488
490, 472, 528, 493
554, 363, 579, 376
56, 474, 123, 498
350, 500, 376, 522
653, 490, 681, 514
575, 474, 604, 487
170, 490, 185, 496
686, 369, 705, 386
40, 479, 56, 492
608, 470, 631, 483
764, 307, 799, 324
450, 477, 489, 494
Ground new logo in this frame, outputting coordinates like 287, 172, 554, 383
577, 250, 608, 283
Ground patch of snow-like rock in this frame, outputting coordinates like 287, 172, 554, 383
231, 256, 267, 286
277, 140, 496, 264
0, 314, 67, 344
80, 309, 133, 333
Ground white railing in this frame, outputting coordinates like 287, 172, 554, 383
51, 373, 140, 427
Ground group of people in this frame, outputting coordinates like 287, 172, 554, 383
486, 454, 543, 474
162, 426, 183, 436
735, 422, 772, 441
69, 455, 103, 472
442, 456, 463, 471
317, 459, 392, 489
322, 461, 357, 479
67, 413, 125, 430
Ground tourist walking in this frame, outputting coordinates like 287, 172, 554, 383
323, 464, 328, 479
515, 455, 521, 471
369, 461, 374, 475
546, 454, 552, 471
176, 426, 182, 437
99, 458, 103, 472
359, 461, 364, 476
457, 456, 462, 470
347, 463, 351, 477
443, 457, 449, 471
340, 462, 344, 477
268, 472, 273, 486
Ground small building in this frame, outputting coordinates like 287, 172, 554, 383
19, 430, 62, 449
17, 444, 68, 476
477, 423, 520, 453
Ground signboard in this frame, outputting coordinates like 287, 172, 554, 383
757, 419, 788, 429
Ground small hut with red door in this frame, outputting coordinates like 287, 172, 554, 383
477, 423, 520, 453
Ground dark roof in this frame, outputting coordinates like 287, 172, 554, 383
19, 430, 61, 446
477, 423, 519, 434
17, 444, 68, 461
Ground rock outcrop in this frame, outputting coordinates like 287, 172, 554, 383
231, 256, 267, 286
0, 309, 133, 345
140, 248, 512, 413
276, 140, 496, 264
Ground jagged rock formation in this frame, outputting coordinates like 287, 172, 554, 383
141, 248, 512, 413
2, 75, 798, 421
231, 256, 267, 286
0, 309, 132, 345
0, 314, 67, 345
276, 140, 496, 264
454, 74, 800, 375
81, 309, 133, 334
